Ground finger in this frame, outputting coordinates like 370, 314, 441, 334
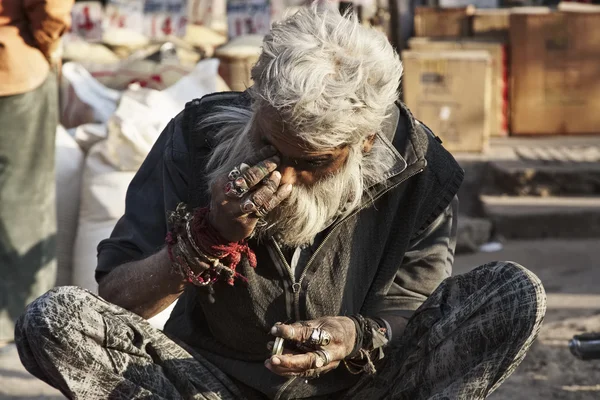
265, 358, 340, 378
242, 156, 280, 188
246, 145, 278, 166
260, 183, 293, 214
266, 352, 316, 374
250, 171, 281, 209
265, 354, 340, 376
271, 322, 313, 344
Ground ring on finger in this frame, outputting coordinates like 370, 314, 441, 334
319, 330, 332, 346
228, 167, 242, 181
240, 198, 258, 214
308, 328, 331, 347
254, 205, 269, 218
272, 337, 285, 356
240, 163, 251, 173
313, 349, 331, 368
224, 180, 246, 198
308, 328, 332, 347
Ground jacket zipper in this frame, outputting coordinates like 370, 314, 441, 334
272, 162, 426, 400
270, 238, 301, 319
271, 162, 426, 322
294, 164, 426, 314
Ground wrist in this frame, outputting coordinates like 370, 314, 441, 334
346, 315, 364, 359
165, 203, 257, 289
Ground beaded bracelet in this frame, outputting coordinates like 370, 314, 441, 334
165, 203, 257, 288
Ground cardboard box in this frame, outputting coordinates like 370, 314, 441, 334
402, 50, 492, 153
557, 2, 600, 13
510, 11, 600, 135
472, 9, 510, 38
439, 0, 498, 8
414, 7, 473, 38
408, 37, 507, 137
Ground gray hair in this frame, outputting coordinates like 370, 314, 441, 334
249, 4, 403, 149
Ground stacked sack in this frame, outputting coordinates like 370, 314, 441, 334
57, 57, 222, 293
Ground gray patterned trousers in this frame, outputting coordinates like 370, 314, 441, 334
15, 261, 546, 400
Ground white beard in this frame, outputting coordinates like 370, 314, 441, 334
256, 148, 363, 247
204, 109, 396, 248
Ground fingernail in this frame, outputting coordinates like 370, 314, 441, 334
271, 357, 281, 365
270, 326, 278, 335
272, 171, 281, 179
283, 184, 292, 193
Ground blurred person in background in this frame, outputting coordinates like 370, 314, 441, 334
0, 0, 74, 343
14, 5, 546, 399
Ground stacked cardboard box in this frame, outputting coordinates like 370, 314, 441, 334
510, 10, 600, 135
409, 37, 507, 138
472, 8, 510, 38
402, 51, 492, 153
413, 6, 474, 38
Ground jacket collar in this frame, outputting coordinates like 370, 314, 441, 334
362, 101, 427, 202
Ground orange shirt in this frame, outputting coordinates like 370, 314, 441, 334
0, 0, 73, 96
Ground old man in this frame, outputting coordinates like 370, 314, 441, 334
15, 6, 545, 400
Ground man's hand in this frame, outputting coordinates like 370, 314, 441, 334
265, 317, 356, 378
209, 146, 292, 242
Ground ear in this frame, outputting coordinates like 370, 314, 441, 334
361, 134, 377, 154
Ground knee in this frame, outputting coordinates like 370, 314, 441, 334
16, 286, 96, 342
484, 261, 546, 327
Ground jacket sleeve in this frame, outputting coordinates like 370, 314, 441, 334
24, 0, 74, 57
375, 196, 458, 342
95, 114, 190, 282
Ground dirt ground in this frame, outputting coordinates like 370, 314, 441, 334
1, 238, 599, 399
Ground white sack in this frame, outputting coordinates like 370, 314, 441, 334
60, 62, 121, 129
69, 123, 109, 154
72, 142, 136, 291
55, 126, 85, 286
99, 58, 220, 171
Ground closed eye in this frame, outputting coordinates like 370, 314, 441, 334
294, 158, 333, 170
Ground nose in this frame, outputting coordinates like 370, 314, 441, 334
279, 165, 297, 186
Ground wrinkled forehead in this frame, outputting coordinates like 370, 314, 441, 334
252, 104, 316, 151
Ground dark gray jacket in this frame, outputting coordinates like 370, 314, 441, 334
96, 92, 464, 399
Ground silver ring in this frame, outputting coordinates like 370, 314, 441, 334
272, 337, 285, 356
308, 328, 331, 347
223, 177, 249, 198
228, 167, 241, 181
319, 330, 332, 346
313, 349, 331, 368
309, 328, 321, 347
255, 219, 268, 227
239, 163, 251, 172
240, 198, 257, 214
254, 205, 269, 218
